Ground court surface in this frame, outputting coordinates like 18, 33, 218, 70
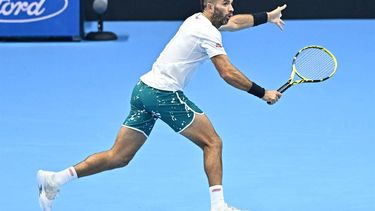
0, 19, 374, 211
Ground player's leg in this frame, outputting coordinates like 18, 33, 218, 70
152, 88, 235, 210
37, 127, 147, 211
153, 89, 223, 187
74, 126, 147, 177
153, 87, 237, 210
180, 114, 222, 186
180, 114, 240, 211
37, 81, 155, 211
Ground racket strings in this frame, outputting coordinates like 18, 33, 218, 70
294, 48, 336, 80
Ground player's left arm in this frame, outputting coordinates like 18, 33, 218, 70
219, 4, 287, 32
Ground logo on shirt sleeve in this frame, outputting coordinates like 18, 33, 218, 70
215, 43, 222, 48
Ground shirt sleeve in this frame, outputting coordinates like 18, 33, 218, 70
200, 29, 227, 58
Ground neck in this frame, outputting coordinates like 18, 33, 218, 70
202, 11, 220, 29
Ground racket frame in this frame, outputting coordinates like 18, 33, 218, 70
279, 45, 338, 93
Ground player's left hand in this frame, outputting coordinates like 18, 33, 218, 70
267, 4, 287, 31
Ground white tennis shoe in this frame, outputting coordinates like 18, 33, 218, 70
211, 203, 244, 211
37, 170, 60, 211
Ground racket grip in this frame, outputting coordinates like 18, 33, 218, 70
277, 82, 292, 93
267, 82, 291, 105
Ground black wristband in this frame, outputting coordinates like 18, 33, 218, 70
247, 82, 265, 98
252, 12, 268, 26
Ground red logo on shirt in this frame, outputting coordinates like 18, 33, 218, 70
216, 43, 222, 48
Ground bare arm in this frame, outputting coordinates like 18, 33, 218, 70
211, 54, 252, 91
220, 4, 287, 32
219, 14, 254, 32
211, 54, 282, 104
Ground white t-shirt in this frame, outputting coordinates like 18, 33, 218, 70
140, 13, 227, 91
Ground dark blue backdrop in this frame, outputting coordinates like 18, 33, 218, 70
0, 0, 81, 37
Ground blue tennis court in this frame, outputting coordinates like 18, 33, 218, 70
1, 19, 374, 211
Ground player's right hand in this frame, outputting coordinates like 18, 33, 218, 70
262, 90, 282, 104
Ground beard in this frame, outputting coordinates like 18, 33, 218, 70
212, 7, 230, 28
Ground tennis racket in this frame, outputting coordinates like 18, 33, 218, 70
268, 45, 337, 104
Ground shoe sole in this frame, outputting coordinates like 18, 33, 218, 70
37, 170, 52, 211
37, 170, 45, 197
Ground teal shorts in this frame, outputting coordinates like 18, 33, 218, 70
123, 81, 204, 137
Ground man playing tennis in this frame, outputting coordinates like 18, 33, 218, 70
37, 1, 286, 210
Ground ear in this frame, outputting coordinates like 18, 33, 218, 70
206, 2, 215, 13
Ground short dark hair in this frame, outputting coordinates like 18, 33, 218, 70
200, 0, 207, 11
200, 0, 216, 11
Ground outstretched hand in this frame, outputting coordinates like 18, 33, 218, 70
267, 4, 287, 30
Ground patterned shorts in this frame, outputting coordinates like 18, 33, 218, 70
123, 81, 204, 137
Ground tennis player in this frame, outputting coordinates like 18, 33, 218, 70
37, 1, 286, 210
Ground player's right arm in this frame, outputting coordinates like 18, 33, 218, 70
211, 54, 281, 104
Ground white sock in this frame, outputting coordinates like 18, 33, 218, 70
53, 167, 78, 187
209, 185, 225, 209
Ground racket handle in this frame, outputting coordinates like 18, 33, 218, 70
277, 82, 292, 93
267, 82, 291, 105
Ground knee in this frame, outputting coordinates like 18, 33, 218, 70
114, 157, 130, 168
204, 136, 222, 151
108, 151, 133, 168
